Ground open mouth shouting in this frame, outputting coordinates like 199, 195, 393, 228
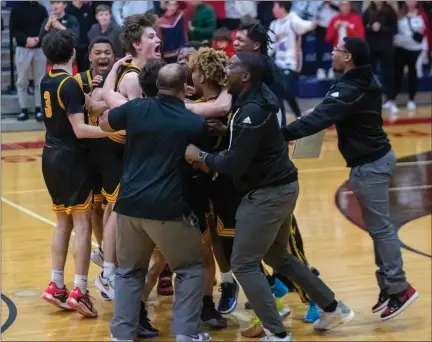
97, 60, 110, 72
154, 44, 162, 58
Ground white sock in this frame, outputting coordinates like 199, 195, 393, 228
103, 262, 117, 280
74, 274, 88, 293
51, 270, 64, 288
221, 271, 233, 284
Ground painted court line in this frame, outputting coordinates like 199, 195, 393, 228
2, 189, 47, 195
342, 184, 432, 195
1, 197, 98, 248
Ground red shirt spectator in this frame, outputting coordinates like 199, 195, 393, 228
211, 27, 235, 57
326, 1, 365, 47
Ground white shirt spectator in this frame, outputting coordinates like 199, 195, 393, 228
394, 14, 428, 51
292, 0, 339, 27
112, 1, 154, 26
225, 0, 257, 19
268, 12, 315, 72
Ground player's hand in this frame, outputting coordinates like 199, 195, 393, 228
186, 85, 196, 97
91, 75, 104, 90
185, 144, 202, 163
207, 119, 228, 136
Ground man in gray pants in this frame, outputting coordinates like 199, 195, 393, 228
186, 51, 354, 342
100, 63, 210, 342
281, 37, 419, 321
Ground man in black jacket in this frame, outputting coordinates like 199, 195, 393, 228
281, 37, 419, 321
10, 1, 48, 121
186, 52, 354, 341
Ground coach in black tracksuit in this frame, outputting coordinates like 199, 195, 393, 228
281, 37, 418, 322
186, 51, 353, 340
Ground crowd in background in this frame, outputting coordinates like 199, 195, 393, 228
3, 0, 432, 121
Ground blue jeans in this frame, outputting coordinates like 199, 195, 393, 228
349, 150, 409, 295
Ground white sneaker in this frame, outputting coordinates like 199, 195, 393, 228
90, 247, 104, 268
316, 68, 326, 80
95, 271, 115, 300
176, 332, 211, 342
261, 330, 294, 341
407, 101, 416, 111
313, 301, 354, 331
111, 335, 132, 341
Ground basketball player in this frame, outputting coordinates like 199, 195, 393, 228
186, 51, 354, 341
73, 36, 115, 252
281, 37, 419, 321
99, 14, 163, 338
39, 30, 108, 318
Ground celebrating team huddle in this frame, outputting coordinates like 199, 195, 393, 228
38, 11, 418, 342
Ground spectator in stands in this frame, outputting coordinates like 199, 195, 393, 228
224, 0, 257, 30
390, 1, 428, 113
269, 1, 317, 118
39, 1, 79, 43
363, 1, 397, 111
111, 1, 155, 27
158, 1, 187, 63
205, 1, 226, 28
326, 1, 365, 77
416, 3, 431, 77
88, 4, 123, 59
66, 0, 95, 72
187, 0, 216, 42
212, 27, 235, 58
10, 1, 48, 122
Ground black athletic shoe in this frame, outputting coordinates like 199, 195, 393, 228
372, 290, 389, 313
138, 302, 159, 338
217, 280, 239, 314
202, 296, 227, 329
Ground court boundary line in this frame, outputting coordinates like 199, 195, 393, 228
1, 197, 98, 248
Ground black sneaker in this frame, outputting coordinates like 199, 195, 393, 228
217, 280, 239, 314
381, 284, 419, 321
17, 112, 29, 121
372, 290, 389, 313
138, 302, 159, 338
201, 297, 227, 329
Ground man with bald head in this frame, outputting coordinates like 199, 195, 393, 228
100, 63, 211, 342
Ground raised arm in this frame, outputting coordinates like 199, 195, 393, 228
185, 90, 232, 118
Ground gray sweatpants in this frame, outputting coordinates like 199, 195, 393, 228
231, 181, 335, 335
110, 214, 205, 340
350, 150, 408, 295
15, 47, 46, 109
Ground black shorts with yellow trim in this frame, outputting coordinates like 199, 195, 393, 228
209, 174, 243, 238
42, 146, 93, 215
189, 173, 212, 234
89, 142, 104, 204
96, 137, 125, 204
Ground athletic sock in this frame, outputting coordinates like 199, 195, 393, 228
103, 261, 116, 280
323, 300, 338, 312
51, 270, 64, 288
74, 274, 88, 293
221, 271, 233, 283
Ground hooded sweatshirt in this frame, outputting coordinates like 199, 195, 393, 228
281, 65, 391, 167
205, 84, 298, 193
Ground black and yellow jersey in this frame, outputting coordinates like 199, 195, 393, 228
109, 62, 141, 144
195, 97, 232, 152
74, 70, 99, 127
40, 69, 86, 152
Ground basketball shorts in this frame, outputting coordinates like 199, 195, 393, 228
96, 138, 124, 204
42, 146, 93, 215
89, 142, 104, 204
189, 174, 211, 235
209, 174, 243, 238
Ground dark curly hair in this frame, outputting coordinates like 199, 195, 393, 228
121, 14, 155, 57
139, 59, 167, 97
188, 47, 228, 88
42, 29, 76, 65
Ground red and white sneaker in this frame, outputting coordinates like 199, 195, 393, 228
41, 281, 73, 310
381, 284, 419, 321
66, 286, 98, 318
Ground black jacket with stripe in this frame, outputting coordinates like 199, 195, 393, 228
205, 83, 298, 193
281, 65, 391, 167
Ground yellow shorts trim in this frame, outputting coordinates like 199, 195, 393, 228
108, 134, 126, 144
101, 184, 120, 204
52, 192, 93, 215
93, 194, 105, 203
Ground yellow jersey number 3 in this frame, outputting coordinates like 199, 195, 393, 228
43, 91, 52, 118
